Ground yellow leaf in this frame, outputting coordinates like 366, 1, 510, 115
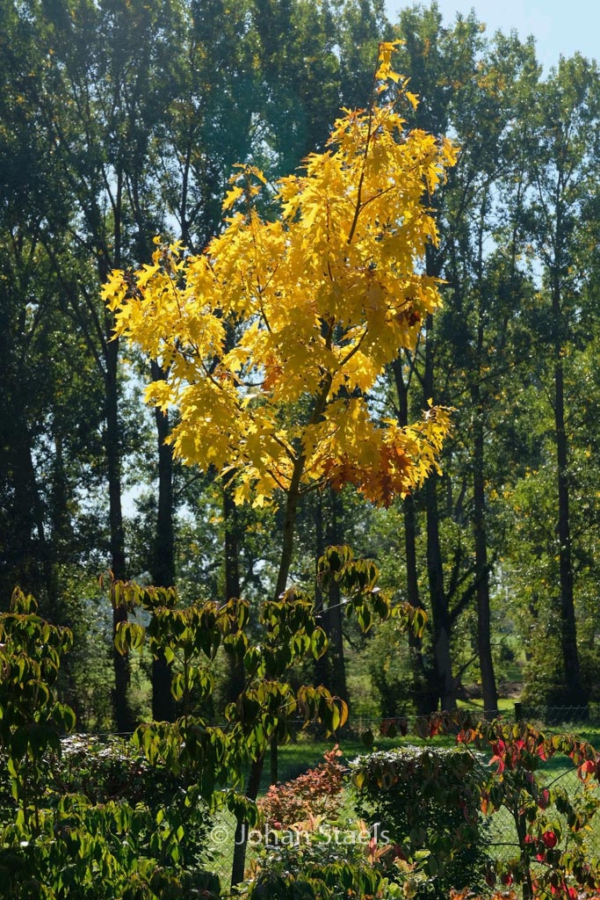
222, 185, 244, 212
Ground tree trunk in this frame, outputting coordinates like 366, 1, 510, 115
392, 356, 437, 714
150, 361, 176, 722
270, 736, 278, 786
10, 416, 55, 611
472, 386, 499, 718
314, 492, 329, 688
224, 483, 245, 705
274, 470, 303, 599
230, 755, 264, 888
313, 490, 348, 702
326, 488, 348, 704
423, 314, 456, 711
470, 195, 499, 719
105, 335, 134, 734
552, 281, 585, 709
425, 473, 456, 711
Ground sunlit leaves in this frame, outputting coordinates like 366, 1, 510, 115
103, 44, 454, 510
317, 543, 427, 636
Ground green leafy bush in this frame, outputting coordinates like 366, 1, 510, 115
48, 735, 213, 871
351, 746, 491, 900
240, 827, 387, 900
243, 744, 406, 899
0, 591, 216, 899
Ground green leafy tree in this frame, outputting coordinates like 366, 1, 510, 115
519, 54, 600, 709
383, 6, 541, 713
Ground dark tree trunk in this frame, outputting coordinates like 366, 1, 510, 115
224, 486, 240, 605
270, 736, 278, 786
472, 386, 499, 718
404, 494, 438, 713
326, 488, 348, 704
230, 755, 264, 888
10, 416, 55, 611
423, 314, 456, 712
314, 492, 328, 686
425, 473, 456, 711
150, 360, 175, 722
274, 465, 303, 600
552, 280, 585, 708
470, 197, 499, 719
313, 489, 348, 702
392, 356, 437, 714
223, 483, 245, 704
105, 335, 134, 734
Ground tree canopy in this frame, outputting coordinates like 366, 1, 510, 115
103, 51, 454, 513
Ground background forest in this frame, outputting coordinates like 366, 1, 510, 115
2, 0, 600, 732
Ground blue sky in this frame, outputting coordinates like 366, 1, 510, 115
386, 0, 598, 73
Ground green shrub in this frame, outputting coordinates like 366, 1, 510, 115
242, 746, 399, 899
351, 745, 491, 900
240, 828, 387, 900
56, 735, 213, 865
0, 591, 217, 899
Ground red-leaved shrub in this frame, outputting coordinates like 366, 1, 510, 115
257, 746, 345, 827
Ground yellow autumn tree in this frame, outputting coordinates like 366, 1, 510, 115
103, 42, 456, 596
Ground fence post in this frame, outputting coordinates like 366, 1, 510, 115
514, 701, 522, 722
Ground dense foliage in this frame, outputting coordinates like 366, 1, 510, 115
352, 746, 491, 899
5, 592, 600, 897
258, 745, 346, 827
5, 0, 600, 895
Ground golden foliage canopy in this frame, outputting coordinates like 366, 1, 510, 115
103, 44, 456, 509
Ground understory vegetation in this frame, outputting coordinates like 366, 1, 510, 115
3, 590, 600, 899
